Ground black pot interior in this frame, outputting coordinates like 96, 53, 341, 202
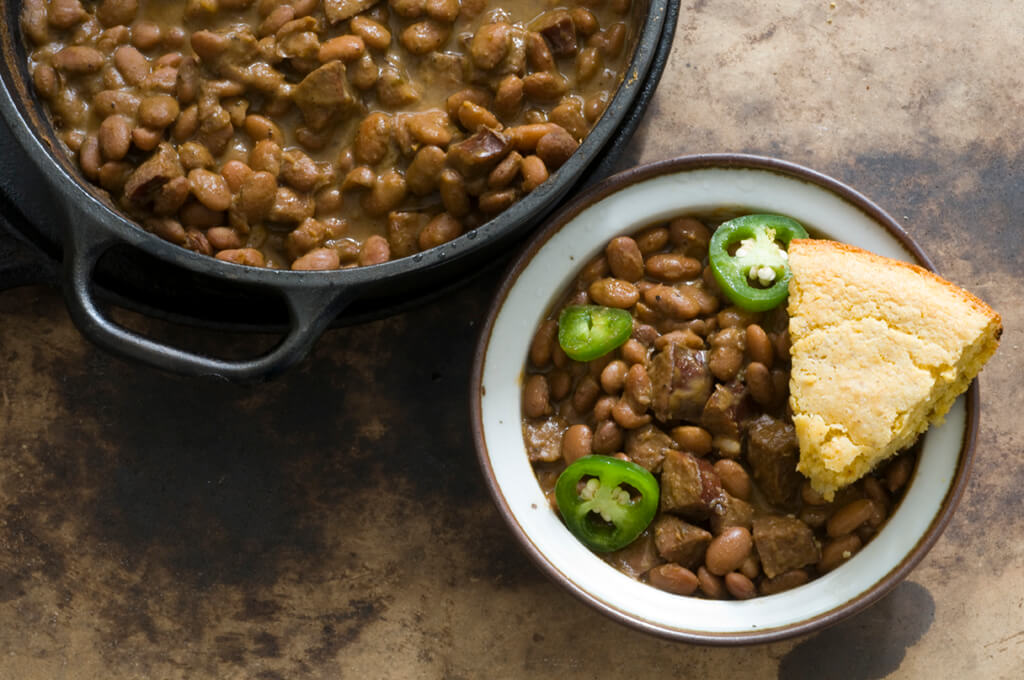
1, 0, 674, 332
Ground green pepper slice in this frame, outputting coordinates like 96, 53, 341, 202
557, 305, 632, 362
555, 455, 659, 553
709, 214, 809, 312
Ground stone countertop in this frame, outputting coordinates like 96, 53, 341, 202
1, 1, 1022, 678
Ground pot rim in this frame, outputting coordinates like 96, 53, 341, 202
469, 153, 979, 645
0, 0, 673, 291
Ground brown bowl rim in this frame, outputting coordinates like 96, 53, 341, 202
469, 152, 979, 645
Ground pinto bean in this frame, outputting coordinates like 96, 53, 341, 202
697, 566, 727, 599
249, 139, 282, 176
145, 217, 186, 245
439, 169, 470, 217
600, 237, 644, 283
113, 45, 148, 86
401, 20, 450, 54
418, 213, 462, 250
561, 424, 593, 464
670, 217, 712, 258
885, 456, 914, 492
138, 95, 179, 129
319, 34, 366, 62
588, 278, 638, 309
709, 327, 745, 382
520, 155, 548, 192
591, 419, 623, 454
599, 360, 628, 395
644, 253, 702, 281
705, 527, 753, 575
746, 361, 775, 407
470, 22, 510, 69
131, 126, 162, 151
478, 188, 517, 215
354, 112, 392, 165
206, 226, 244, 251
130, 21, 161, 49
459, 101, 501, 132
649, 565, 699, 596
494, 75, 524, 117
670, 426, 712, 456
53, 46, 104, 74
216, 248, 266, 267
188, 169, 232, 212
97, 114, 131, 161
818, 534, 863, 573
827, 499, 876, 538
576, 47, 602, 82
523, 374, 551, 418
644, 284, 700, 320
611, 398, 650, 429
713, 460, 751, 500
525, 31, 556, 71
746, 324, 775, 367
358, 235, 391, 265
351, 16, 392, 50
523, 72, 570, 102
291, 247, 340, 271
572, 375, 601, 414
724, 572, 757, 600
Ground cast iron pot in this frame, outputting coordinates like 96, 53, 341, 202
0, 0, 677, 380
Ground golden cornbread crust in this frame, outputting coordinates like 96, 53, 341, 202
786, 239, 1002, 500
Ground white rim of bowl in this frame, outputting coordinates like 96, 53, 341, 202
471, 154, 979, 645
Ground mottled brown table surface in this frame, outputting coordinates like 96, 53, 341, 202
2, 2, 1022, 679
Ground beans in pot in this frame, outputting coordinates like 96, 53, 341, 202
24, 0, 639, 269
521, 214, 919, 599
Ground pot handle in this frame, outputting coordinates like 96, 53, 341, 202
62, 227, 354, 381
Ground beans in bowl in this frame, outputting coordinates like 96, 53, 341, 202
23, 0, 638, 269
521, 214, 917, 599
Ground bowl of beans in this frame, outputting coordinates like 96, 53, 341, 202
471, 154, 978, 643
0, 0, 675, 378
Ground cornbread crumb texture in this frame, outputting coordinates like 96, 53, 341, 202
786, 239, 1001, 499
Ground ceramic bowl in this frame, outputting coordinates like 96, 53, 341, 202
470, 154, 978, 644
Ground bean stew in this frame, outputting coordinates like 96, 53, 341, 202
22, 0, 640, 269
521, 215, 917, 599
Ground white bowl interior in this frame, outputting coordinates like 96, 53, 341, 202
478, 166, 967, 637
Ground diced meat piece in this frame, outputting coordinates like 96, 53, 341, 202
753, 516, 821, 578
746, 415, 802, 509
653, 515, 711, 569
268, 187, 315, 223
522, 416, 567, 462
421, 52, 466, 91
701, 381, 749, 441
276, 24, 321, 62
625, 424, 676, 472
710, 492, 755, 535
650, 345, 712, 423
122, 143, 184, 211
535, 10, 577, 57
325, 0, 381, 23
604, 529, 663, 578
292, 61, 360, 130
659, 450, 726, 520
446, 127, 511, 176
499, 25, 528, 76
192, 26, 259, 76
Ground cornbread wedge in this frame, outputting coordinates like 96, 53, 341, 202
787, 239, 1001, 500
